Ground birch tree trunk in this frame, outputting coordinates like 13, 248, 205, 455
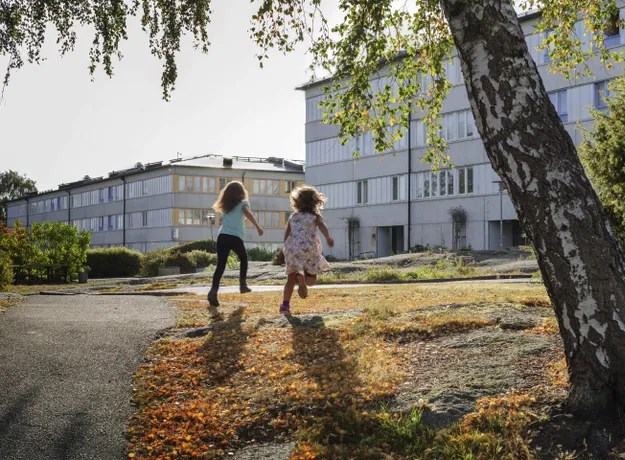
439, 0, 625, 418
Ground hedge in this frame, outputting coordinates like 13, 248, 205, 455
170, 239, 217, 255
248, 247, 276, 262
86, 247, 143, 278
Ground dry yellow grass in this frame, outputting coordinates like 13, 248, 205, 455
171, 282, 550, 328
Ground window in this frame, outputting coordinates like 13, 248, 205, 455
273, 212, 279, 228
439, 171, 447, 196
194, 177, 201, 193
604, 13, 621, 47
286, 181, 297, 193
423, 177, 430, 197
202, 177, 208, 193
219, 178, 226, 189
108, 186, 115, 201
179, 176, 185, 192
108, 215, 115, 231
178, 210, 185, 225
442, 110, 476, 142
142, 211, 148, 227
458, 167, 475, 194
431, 173, 438, 197
284, 211, 291, 223
209, 178, 216, 193
193, 209, 201, 225
357, 180, 368, 204
543, 30, 553, 63
392, 176, 399, 201
459, 168, 465, 194
98, 217, 104, 232
447, 171, 454, 195
548, 90, 568, 122
595, 80, 611, 111
185, 209, 193, 225
185, 177, 193, 192
51, 199, 56, 212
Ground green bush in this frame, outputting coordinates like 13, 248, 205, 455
186, 250, 217, 268
0, 220, 91, 281
0, 250, 14, 290
86, 247, 143, 278
140, 251, 169, 277
170, 239, 217, 254
247, 247, 276, 262
140, 249, 202, 277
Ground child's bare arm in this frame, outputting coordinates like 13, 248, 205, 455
316, 215, 334, 247
243, 205, 264, 236
284, 220, 292, 241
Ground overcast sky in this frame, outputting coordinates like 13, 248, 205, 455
0, 2, 328, 192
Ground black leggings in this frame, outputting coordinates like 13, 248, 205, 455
210, 234, 248, 291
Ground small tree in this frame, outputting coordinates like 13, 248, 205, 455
579, 76, 625, 247
448, 206, 468, 250
0, 171, 37, 223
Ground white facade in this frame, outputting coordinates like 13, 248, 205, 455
6, 155, 304, 253
299, 8, 625, 259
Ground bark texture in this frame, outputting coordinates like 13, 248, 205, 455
439, 0, 625, 418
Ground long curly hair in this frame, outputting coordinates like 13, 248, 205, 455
213, 181, 248, 213
290, 185, 326, 216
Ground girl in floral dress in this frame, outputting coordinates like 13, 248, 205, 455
280, 186, 334, 314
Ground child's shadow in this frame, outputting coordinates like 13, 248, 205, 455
287, 315, 361, 404
200, 306, 248, 384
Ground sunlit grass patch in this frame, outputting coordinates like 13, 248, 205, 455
525, 317, 559, 335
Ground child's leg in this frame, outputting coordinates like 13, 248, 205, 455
210, 238, 231, 293
305, 272, 317, 286
229, 236, 249, 290
283, 272, 297, 303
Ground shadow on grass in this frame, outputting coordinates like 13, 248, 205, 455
200, 306, 248, 384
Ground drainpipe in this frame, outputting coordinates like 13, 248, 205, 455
66, 190, 71, 225
407, 100, 412, 251
25, 196, 30, 228
121, 177, 126, 247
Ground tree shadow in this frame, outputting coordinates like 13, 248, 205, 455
200, 306, 249, 384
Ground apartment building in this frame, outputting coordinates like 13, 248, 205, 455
298, 7, 625, 260
6, 155, 305, 253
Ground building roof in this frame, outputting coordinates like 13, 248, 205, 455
172, 154, 305, 173
8, 154, 304, 203
295, 10, 542, 91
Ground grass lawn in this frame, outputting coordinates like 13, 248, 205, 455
126, 282, 598, 459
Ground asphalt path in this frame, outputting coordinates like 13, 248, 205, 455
0, 295, 174, 460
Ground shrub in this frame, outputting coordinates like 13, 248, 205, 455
272, 247, 285, 266
140, 250, 169, 277
363, 267, 403, 282
140, 249, 203, 277
86, 247, 143, 278
0, 250, 13, 290
247, 247, 275, 262
1, 220, 91, 280
170, 239, 217, 254
186, 250, 217, 268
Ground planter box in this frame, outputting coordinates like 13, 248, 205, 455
158, 266, 181, 276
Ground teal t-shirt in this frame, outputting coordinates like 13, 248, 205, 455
219, 201, 249, 240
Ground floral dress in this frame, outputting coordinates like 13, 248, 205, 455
284, 212, 330, 275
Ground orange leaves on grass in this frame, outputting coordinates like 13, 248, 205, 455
128, 311, 400, 459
